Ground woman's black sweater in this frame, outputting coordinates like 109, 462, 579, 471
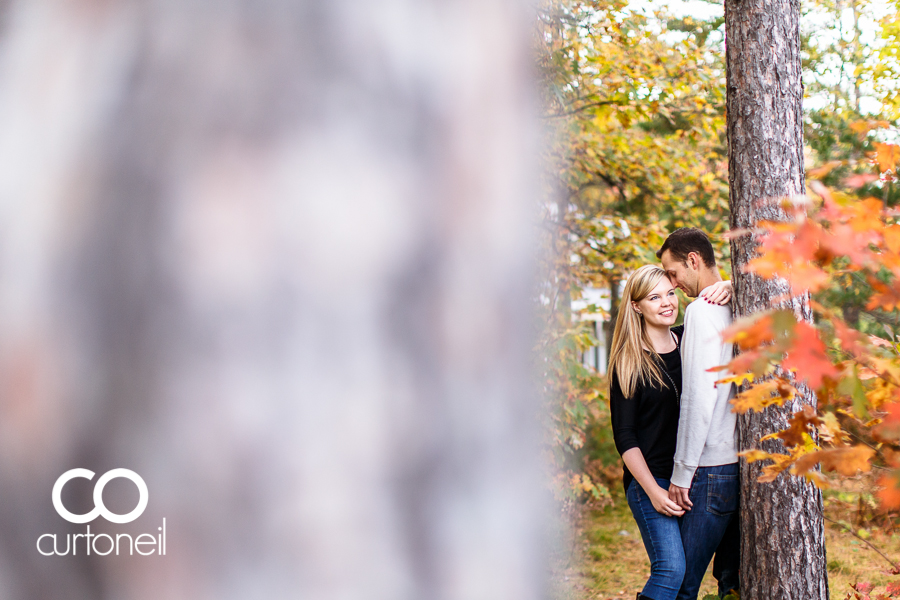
609, 325, 683, 493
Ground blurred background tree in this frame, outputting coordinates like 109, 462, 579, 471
0, 1, 545, 598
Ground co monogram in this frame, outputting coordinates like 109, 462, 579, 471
52, 468, 149, 524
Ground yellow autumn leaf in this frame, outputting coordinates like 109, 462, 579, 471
716, 371, 755, 386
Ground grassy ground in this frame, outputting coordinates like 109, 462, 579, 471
549, 474, 900, 600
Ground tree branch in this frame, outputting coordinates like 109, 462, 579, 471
542, 99, 621, 119
823, 514, 900, 573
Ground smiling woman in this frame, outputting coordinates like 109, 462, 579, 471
633, 279, 679, 331
607, 264, 687, 600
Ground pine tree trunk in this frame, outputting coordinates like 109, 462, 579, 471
0, 1, 543, 598
726, 0, 829, 597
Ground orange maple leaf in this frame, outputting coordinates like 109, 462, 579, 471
884, 225, 900, 254
875, 402, 900, 442
782, 321, 840, 389
874, 142, 900, 174
884, 402, 900, 425
744, 221, 832, 291
849, 120, 891, 135
757, 453, 796, 483
722, 313, 776, 350
820, 223, 878, 267
776, 405, 822, 447
867, 278, 900, 312
878, 473, 900, 510
866, 378, 899, 411
795, 221, 828, 257
722, 350, 774, 378
785, 263, 830, 294
793, 444, 875, 477
730, 378, 796, 414
743, 254, 786, 279
808, 161, 844, 180
849, 198, 885, 233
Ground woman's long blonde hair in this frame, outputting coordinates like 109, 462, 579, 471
607, 265, 673, 398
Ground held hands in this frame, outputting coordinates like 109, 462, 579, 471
650, 484, 685, 517
668, 483, 693, 511
700, 279, 732, 305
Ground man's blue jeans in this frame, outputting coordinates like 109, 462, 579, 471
626, 477, 686, 600
676, 463, 740, 600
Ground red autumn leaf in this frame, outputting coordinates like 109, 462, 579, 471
785, 262, 830, 294
821, 223, 879, 267
857, 582, 875, 594
870, 335, 894, 348
844, 173, 880, 189
722, 350, 774, 378
867, 278, 900, 312
744, 221, 830, 288
744, 253, 785, 279
883, 402, 900, 426
833, 318, 868, 357
786, 221, 823, 259
782, 321, 840, 389
886, 581, 900, 596
815, 199, 883, 266
722, 313, 776, 350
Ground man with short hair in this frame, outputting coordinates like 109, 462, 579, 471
657, 227, 739, 600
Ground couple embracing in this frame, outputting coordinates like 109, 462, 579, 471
609, 228, 740, 600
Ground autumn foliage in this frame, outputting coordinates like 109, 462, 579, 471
846, 580, 900, 600
719, 124, 900, 506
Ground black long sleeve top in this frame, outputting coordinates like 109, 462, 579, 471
609, 325, 683, 493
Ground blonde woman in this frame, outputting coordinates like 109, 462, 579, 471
609, 265, 730, 600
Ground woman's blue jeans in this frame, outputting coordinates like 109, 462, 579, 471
626, 477, 686, 600
676, 463, 740, 600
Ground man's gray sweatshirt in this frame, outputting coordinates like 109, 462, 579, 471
670, 293, 738, 489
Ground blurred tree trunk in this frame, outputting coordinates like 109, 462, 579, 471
726, 0, 829, 598
0, 1, 543, 599
604, 275, 619, 368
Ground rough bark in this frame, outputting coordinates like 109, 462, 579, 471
726, 0, 829, 598
0, 1, 543, 599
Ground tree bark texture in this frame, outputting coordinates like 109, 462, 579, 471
0, 1, 543, 599
726, 0, 828, 598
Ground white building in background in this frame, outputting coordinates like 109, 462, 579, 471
572, 286, 611, 374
